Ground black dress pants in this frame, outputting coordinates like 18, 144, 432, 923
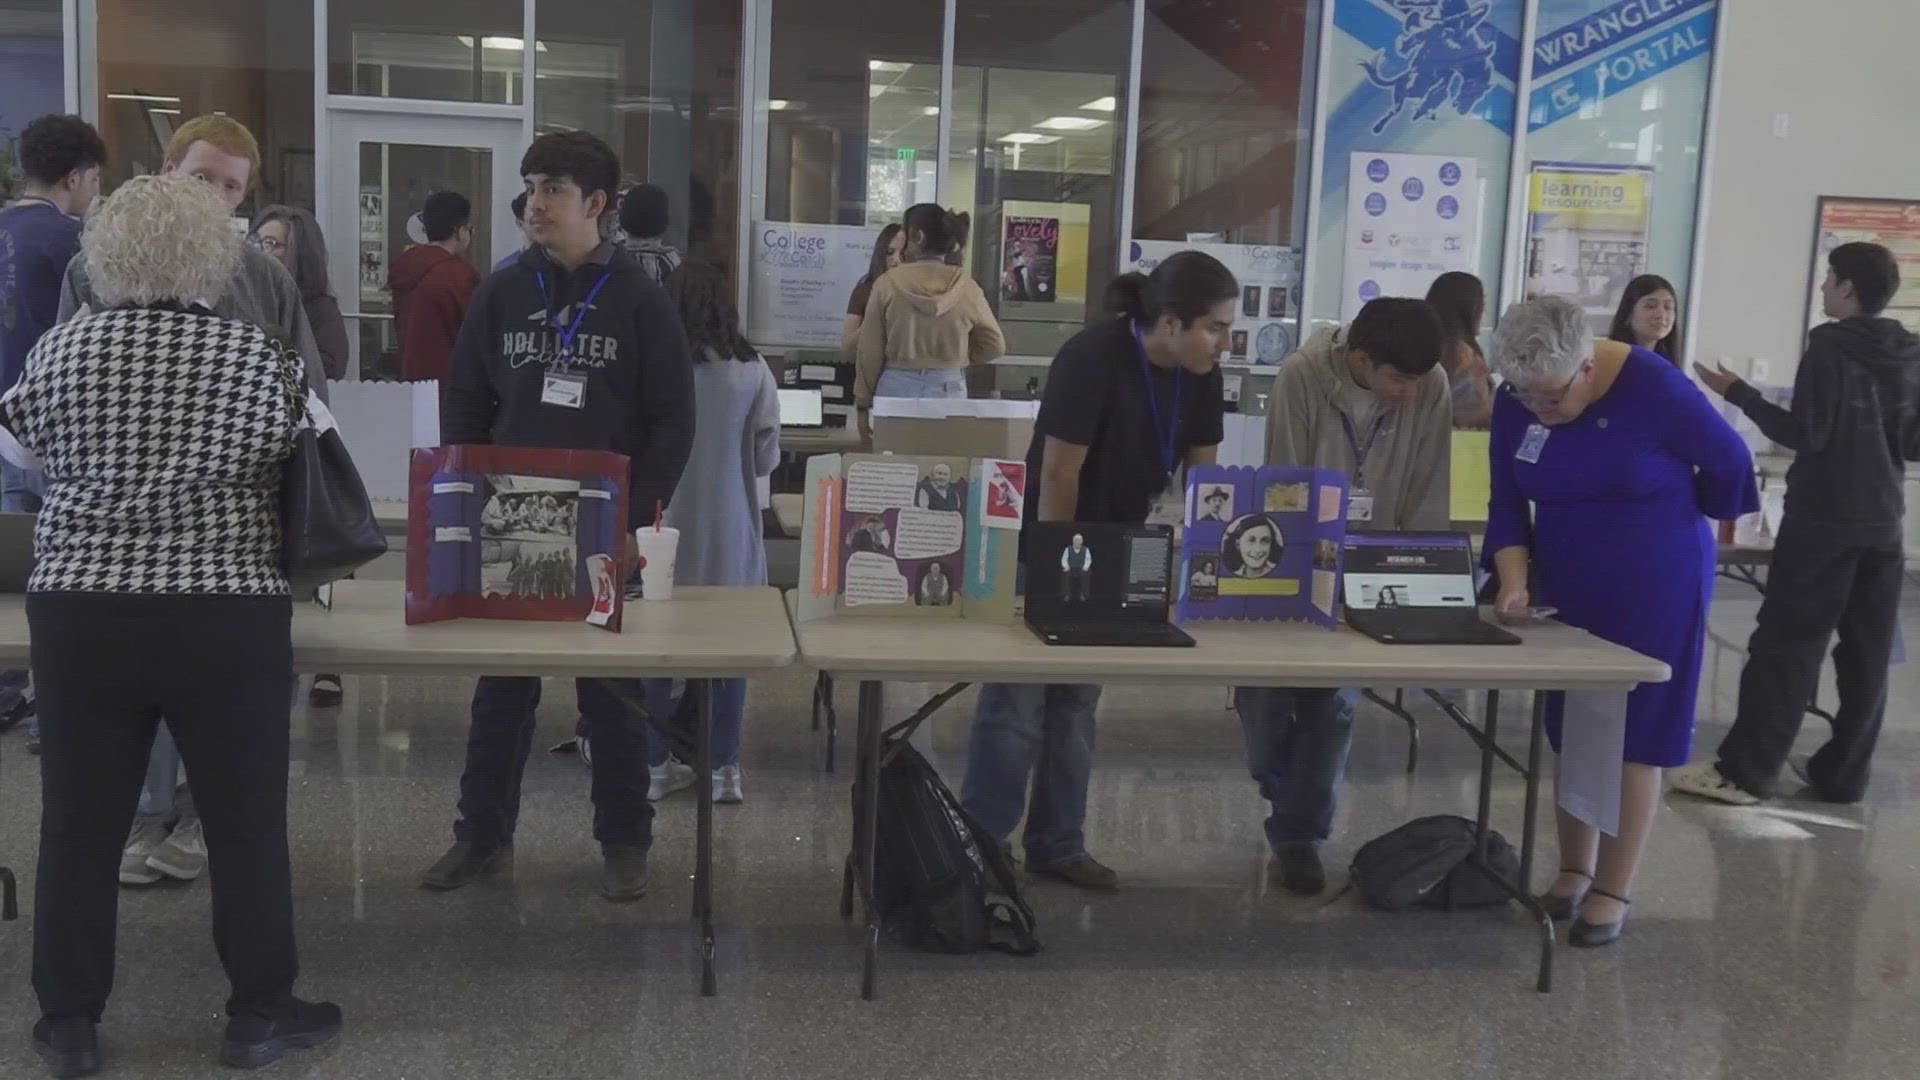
30, 592, 299, 1022
1716, 522, 1904, 801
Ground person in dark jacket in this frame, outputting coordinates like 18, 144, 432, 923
1679, 242, 1920, 805
422, 131, 695, 902
248, 206, 348, 380
389, 190, 480, 382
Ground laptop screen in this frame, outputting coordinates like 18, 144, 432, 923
778, 388, 824, 427
1024, 522, 1174, 621
1341, 532, 1477, 610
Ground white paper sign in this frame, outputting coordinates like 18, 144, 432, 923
746, 221, 877, 348
1341, 151, 1481, 322
1557, 690, 1629, 836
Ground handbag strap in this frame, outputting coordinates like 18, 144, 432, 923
266, 334, 306, 431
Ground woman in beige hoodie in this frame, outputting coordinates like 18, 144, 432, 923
854, 203, 1005, 436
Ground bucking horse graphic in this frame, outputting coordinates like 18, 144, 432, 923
1360, 0, 1498, 134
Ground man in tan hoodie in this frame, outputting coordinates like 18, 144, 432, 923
853, 204, 1004, 432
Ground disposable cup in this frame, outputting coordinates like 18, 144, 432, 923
635, 527, 680, 601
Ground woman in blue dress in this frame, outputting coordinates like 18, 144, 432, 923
1485, 296, 1758, 947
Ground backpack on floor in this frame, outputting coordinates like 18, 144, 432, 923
1348, 814, 1518, 911
852, 734, 1040, 956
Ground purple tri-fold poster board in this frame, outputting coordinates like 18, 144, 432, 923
1179, 465, 1347, 627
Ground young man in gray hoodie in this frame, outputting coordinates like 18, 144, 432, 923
1241, 297, 1452, 894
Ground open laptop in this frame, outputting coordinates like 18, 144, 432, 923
1023, 522, 1194, 647
0, 512, 35, 593
1341, 531, 1520, 646
778, 387, 824, 428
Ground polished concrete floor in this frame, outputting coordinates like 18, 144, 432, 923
0, 583, 1916, 1079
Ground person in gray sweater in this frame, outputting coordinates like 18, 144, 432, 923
52, 115, 330, 893
642, 262, 781, 804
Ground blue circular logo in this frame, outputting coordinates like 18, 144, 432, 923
1437, 195, 1459, 220
1129, 241, 1143, 262
1402, 177, 1425, 201
1364, 192, 1388, 217
1439, 162, 1462, 187
1367, 158, 1390, 183
1358, 280, 1382, 303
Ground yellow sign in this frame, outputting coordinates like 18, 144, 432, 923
1529, 168, 1648, 228
1450, 430, 1491, 524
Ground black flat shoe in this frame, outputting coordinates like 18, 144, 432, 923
1536, 868, 1592, 922
1569, 887, 1631, 948
420, 841, 510, 891
223, 1000, 341, 1069
32, 1017, 101, 1078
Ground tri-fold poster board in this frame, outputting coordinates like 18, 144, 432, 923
1179, 465, 1348, 627
796, 453, 1021, 623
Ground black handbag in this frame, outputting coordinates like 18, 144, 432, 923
273, 341, 387, 593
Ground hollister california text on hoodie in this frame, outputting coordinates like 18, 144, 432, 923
853, 261, 1005, 405
441, 240, 696, 527
1726, 315, 1920, 532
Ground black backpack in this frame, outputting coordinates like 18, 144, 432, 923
851, 731, 1040, 956
1348, 815, 1518, 911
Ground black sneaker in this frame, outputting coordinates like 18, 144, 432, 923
1030, 854, 1119, 890
308, 675, 343, 709
1275, 844, 1326, 896
31, 1017, 100, 1078
222, 1000, 341, 1070
419, 840, 510, 891
600, 845, 650, 902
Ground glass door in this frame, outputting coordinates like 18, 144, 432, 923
326, 111, 525, 380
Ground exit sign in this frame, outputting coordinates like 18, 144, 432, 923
895, 147, 916, 163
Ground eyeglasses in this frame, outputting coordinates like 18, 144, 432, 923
248, 234, 286, 254
1509, 364, 1586, 410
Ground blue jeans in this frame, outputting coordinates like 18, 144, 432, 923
873, 367, 967, 399
1233, 687, 1358, 850
960, 682, 1101, 867
134, 724, 197, 826
0, 460, 42, 732
640, 678, 746, 769
456, 676, 654, 849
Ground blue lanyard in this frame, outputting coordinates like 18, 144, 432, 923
535, 268, 616, 363
1133, 324, 1183, 475
1337, 409, 1391, 488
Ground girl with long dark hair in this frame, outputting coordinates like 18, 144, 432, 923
841, 222, 903, 352
1425, 270, 1493, 427
1608, 274, 1681, 366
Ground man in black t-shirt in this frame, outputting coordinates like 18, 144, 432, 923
960, 279, 1232, 890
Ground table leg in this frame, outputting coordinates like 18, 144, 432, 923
693, 679, 717, 997
1519, 691, 1550, 893
824, 674, 839, 775
1474, 690, 1499, 860
855, 680, 884, 1000
0, 866, 15, 920
1361, 689, 1421, 776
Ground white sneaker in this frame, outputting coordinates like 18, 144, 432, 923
648, 756, 694, 802
1670, 761, 1761, 806
119, 823, 170, 886
147, 818, 207, 881
713, 765, 744, 805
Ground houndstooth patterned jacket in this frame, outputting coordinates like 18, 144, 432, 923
0, 306, 299, 595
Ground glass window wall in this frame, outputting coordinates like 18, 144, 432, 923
0, 1, 65, 202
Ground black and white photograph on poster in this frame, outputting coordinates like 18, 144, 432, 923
1222, 514, 1282, 579
1267, 288, 1288, 319
1242, 285, 1261, 318
480, 475, 580, 599
1314, 538, 1340, 572
1059, 532, 1094, 603
915, 562, 955, 607
915, 462, 963, 511
1195, 483, 1234, 522
1230, 329, 1249, 359
1188, 555, 1220, 601
844, 514, 893, 555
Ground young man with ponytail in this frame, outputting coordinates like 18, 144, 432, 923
959, 252, 1237, 889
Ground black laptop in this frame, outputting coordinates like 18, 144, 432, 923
1341, 531, 1520, 646
1023, 522, 1195, 648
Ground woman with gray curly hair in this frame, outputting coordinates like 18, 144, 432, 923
1, 175, 339, 1075
1484, 294, 1756, 948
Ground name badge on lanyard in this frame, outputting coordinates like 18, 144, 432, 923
1340, 409, 1389, 524
1517, 423, 1550, 464
536, 267, 616, 410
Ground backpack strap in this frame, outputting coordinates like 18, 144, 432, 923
960, 803, 1042, 956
